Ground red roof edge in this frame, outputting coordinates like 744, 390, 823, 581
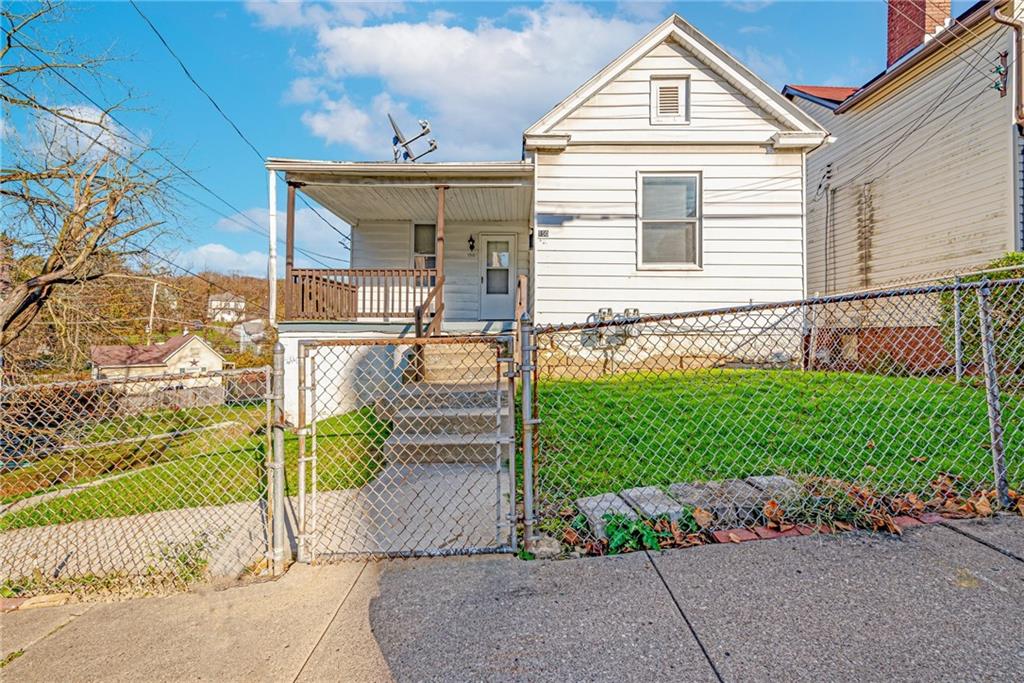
784, 84, 858, 105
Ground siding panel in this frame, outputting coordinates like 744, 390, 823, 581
797, 23, 1016, 293
535, 34, 805, 323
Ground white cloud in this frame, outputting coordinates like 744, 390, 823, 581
180, 243, 269, 277
725, 1, 775, 13
738, 25, 771, 34
246, 1, 405, 29
291, 3, 650, 159
301, 96, 375, 150
731, 46, 794, 89
284, 76, 323, 104
34, 104, 137, 161
427, 9, 456, 25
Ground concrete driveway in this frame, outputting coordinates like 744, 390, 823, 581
3, 516, 1022, 682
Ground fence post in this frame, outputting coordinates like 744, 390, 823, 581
953, 275, 964, 383
296, 345, 308, 564
807, 293, 820, 371
976, 279, 1011, 508
519, 313, 536, 550
270, 343, 288, 575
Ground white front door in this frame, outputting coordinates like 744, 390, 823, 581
479, 234, 517, 320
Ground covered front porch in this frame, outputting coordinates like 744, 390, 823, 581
266, 160, 533, 335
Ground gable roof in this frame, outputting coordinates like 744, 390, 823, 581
524, 14, 827, 139
782, 85, 858, 110
90, 334, 220, 368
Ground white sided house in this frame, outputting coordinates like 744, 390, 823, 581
267, 15, 828, 422
90, 333, 225, 382
784, 0, 1024, 295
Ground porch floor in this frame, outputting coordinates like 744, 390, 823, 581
277, 320, 516, 336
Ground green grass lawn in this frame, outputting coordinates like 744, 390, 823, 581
535, 369, 1022, 507
0, 407, 389, 531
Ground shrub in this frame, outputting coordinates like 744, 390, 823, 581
937, 253, 1024, 373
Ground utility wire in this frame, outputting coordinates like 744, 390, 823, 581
833, 30, 1002, 191
127, 0, 352, 248
5, 34, 349, 267
2, 77, 339, 276
831, 28, 999, 180
886, 0, 999, 78
1, 77, 276, 317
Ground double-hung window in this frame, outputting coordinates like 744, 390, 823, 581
638, 173, 701, 268
413, 223, 437, 269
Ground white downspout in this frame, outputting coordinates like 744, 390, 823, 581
267, 169, 278, 329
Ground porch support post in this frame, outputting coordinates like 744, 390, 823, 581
435, 184, 447, 320
286, 183, 296, 319
267, 170, 278, 328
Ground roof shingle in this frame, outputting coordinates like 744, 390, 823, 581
90, 334, 193, 368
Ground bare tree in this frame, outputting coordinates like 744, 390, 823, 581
1, 1, 173, 353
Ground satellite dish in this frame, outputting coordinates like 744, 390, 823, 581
388, 113, 437, 162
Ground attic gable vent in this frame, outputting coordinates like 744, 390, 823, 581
658, 85, 680, 115
651, 77, 688, 125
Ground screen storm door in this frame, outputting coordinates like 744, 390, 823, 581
479, 234, 517, 320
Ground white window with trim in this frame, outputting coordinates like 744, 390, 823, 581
412, 223, 436, 269
650, 77, 688, 125
637, 173, 701, 269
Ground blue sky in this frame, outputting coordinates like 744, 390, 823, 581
18, 0, 975, 275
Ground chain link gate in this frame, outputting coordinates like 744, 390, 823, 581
294, 335, 517, 559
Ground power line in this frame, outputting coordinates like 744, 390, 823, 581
860, 86, 989, 186
5, 34, 349, 267
1, 79, 276, 318
886, 0, 999, 80
127, 0, 352, 248
833, 30, 1002, 191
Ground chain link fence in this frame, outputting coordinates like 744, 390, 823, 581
525, 277, 1024, 552
295, 336, 517, 560
3, 278, 1021, 594
1, 368, 273, 596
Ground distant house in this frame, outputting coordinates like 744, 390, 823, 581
90, 333, 227, 409
90, 333, 225, 381
783, 0, 1023, 294
207, 293, 246, 323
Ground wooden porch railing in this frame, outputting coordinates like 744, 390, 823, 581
414, 275, 445, 338
286, 268, 438, 321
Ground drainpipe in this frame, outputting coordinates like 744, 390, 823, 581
992, 4, 1024, 125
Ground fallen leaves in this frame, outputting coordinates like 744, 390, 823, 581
890, 493, 925, 515
691, 506, 714, 529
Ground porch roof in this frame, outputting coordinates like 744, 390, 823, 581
266, 158, 534, 225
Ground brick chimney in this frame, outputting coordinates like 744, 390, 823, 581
887, 0, 951, 67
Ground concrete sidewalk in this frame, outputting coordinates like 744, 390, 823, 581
3, 516, 1023, 682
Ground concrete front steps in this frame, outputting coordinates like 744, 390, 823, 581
377, 341, 513, 464
417, 343, 500, 385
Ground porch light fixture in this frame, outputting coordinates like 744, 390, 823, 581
468, 235, 476, 253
